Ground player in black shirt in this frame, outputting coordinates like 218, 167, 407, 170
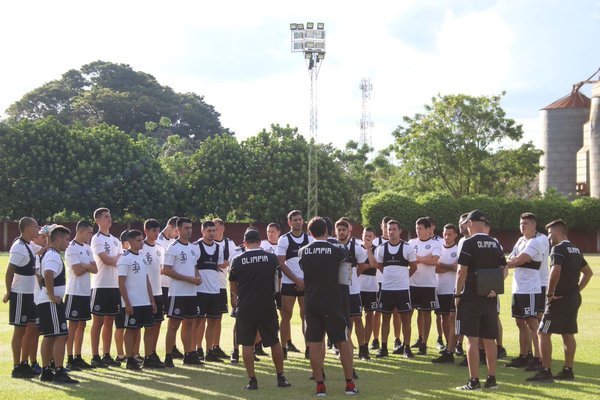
527, 219, 593, 383
454, 210, 506, 391
229, 229, 291, 390
299, 217, 357, 396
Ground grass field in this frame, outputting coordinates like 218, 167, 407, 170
1, 253, 599, 399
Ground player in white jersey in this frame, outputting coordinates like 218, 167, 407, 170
277, 210, 314, 357
89, 208, 123, 368
37, 226, 78, 383
117, 230, 156, 370
506, 213, 544, 371
163, 217, 202, 367
212, 218, 236, 359
408, 217, 442, 355
431, 224, 459, 364
156, 216, 182, 358
4, 217, 40, 378
359, 227, 380, 358
193, 220, 226, 362
140, 219, 166, 368
64, 221, 97, 371
373, 220, 417, 358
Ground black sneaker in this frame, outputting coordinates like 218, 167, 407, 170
12, 363, 34, 379
144, 354, 165, 369
526, 368, 554, 383
72, 356, 93, 370
255, 343, 268, 356
31, 362, 42, 375
66, 358, 82, 372
172, 346, 184, 359
431, 351, 454, 364
197, 348, 205, 362
375, 347, 388, 358
359, 345, 370, 360
305, 347, 310, 359
286, 341, 301, 353
164, 354, 175, 368
436, 336, 445, 350
554, 367, 575, 381
230, 349, 239, 364
455, 343, 464, 356
245, 377, 258, 390
403, 346, 415, 359
418, 343, 427, 355
90, 355, 108, 368
497, 346, 507, 359
392, 344, 405, 355
277, 375, 292, 388
459, 356, 468, 367
525, 357, 542, 372
393, 338, 402, 350
211, 346, 228, 359
456, 379, 481, 391
126, 357, 142, 370
115, 355, 127, 364
410, 337, 422, 349
506, 355, 529, 368
204, 350, 224, 362
183, 352, 204, 365
39, 367, 54, 382
53, 367, 79, 384
102, 354, 121, 367
484, 376, 498, 389
370, 338, 380, 350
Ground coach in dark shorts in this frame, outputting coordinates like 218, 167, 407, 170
454, 210, 507, 391
299, 217, 358, 396
526, 219, 593, 383
229, 229, 290, 390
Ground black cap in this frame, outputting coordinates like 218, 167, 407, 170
466, 209, 489, 223
243, 229, 261, 242
120, 230, 129, 243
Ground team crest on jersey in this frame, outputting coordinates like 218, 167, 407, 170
71, 310, 79, 317
156, 250, 161, 257
174, 308, 181, 315
94, 304, 101, 311
113, 240, 119, 247
129, 318, 136, 325
191, 249, 196, 257
425, 244, 431, 250
132, 261, 141, 273
21, 316, 27, 323
61, 323, 67, 330
451, 252, 457, 258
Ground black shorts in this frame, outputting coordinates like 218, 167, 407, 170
410, 286, 438, 310
167, 295, 200, 319
512, 293, 538, 318
456, 298, 498, 339
274, 292, 282, 310
305, 305, 348, 344
539, 293, 581, 335
378, 289, 412, 313
349, 294, 363, 317
218, 288, 228, 314
91, 288, 120, 316
435, 294, 456, 315
281, 283, 304, 297
236, 314, 279, 347
37, 302, 68, 337
153, 295, 164, 322
65, 294, 92, 321
536, 287, 546, 314
9, 292, 37, 326
197, 293, 222, 318
116, 305, 155, 329
360, 291, 378, 312
161, 287, 169, 314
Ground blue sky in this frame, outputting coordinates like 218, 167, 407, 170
0, 0, 598, 150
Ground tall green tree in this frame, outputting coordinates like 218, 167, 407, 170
391, 93, 543, 197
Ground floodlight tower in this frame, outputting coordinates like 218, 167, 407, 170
358, 77, 374, 147
290, 22, 326, 219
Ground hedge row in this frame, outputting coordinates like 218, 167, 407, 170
361, 191, 600, 233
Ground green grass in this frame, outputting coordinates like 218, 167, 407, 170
1, 253, 599, 399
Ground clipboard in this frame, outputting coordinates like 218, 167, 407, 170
475, 268, 504, 296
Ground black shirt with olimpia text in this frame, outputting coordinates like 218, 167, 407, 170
299, 240, 346, 310
457, 233, 506, 298
550, 240, 587, 296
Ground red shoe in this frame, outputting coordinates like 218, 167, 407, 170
345, 381, 358, 395
315, 382, 327, 396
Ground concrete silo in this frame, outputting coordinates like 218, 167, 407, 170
539, 91, 591, 195
588, 82, 600, 197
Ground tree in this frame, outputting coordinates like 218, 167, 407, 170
6, 61, 227, 145
390, 93, 543, 197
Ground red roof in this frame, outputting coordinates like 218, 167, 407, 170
542, 91, 591, 110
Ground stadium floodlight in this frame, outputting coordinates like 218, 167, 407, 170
317, 22, 324, 29
296, 23, 304, 30
293, 31, 304, 40
305, 52, 312, 59
290, 23, 297, 30
293, 42, 304, 51
317, 53, 325, 60
314, 30, 325, 39
305, 41, 315, 50
307, 22, 314, 29
305, 30, 316, 39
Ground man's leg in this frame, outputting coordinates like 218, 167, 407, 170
562, 334, 576, 369
11, 326, 26, 365
443, 313, 456, 352
41, 336, 55, 368
336, 340, 354, 381
466, 336, 480, 379
165, 318, 182, 355
124, 328, 136, 358
298, 297, 306, 337
352, 316, 365, 348
364, 311, 373, 345
115, 328, 125, 358
242, 345, 256, 377
392, 310, 401, 343
213, 317, 222, 349
516, 318, 530, 355
195, 317, 206, 352
90, 314, 103, 356
400, 312, 412, 346
102, 316, 115, 355
25, 323, 38, 365
67, 321, 78, 358
421, 310, 432, 344
381, 313, 391, 345
539, 331, 552, 368
482, 338, 497, 378
525, 317, 541, 357
181, 318, 194, 353
271, 342, 285, 374
309, 341, 325, 382
372, 311, 381, 345
280, 296, 295, 346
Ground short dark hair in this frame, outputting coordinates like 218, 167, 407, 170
76, 220, 92, 231
201, 220, 216, 230
381, 216, 391, 225
50, 225, 70, 242
335, 219, 349, 229
126, 229, 143, 240
339, 217, 352, 225
267, 222, 281, 231
323, 216, 334, 236
416, 217, 432, 229
144, 219, 160, 230
212, 218, 224, 226
545, 219, 568, 234
387, 220, 401, 229
307, 217, 327, 237
167, 216, 179, 227
520, 213, 537, 223
443, 223, 458, 233
364, 226, 375, 233
93, 208, 110, 220
18, 217, 37, 233
288, 210, 303, 221
425, 216, 436, 225
176, 217, 192, 228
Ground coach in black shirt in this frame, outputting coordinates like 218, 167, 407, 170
299, 217, 357, 396
454, 210, 506, 391
229, 229, 290, 390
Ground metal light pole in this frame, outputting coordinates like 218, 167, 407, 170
290, 22, 326, 219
